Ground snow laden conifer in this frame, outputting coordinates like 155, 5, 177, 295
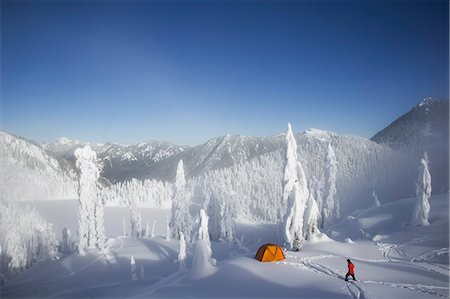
190, 209, 215, 279
145, 220, 150, 238
282, 123, 309, 251
170, 160, 192, 241
151, 220, 157, 238
122, 217, 127, 237
130, 256, 137, 281
412, 153, 432, 226
322, 143, 338, 227
208, 194, 236, 243
304, 195, 321, 241
372, 190, 380, 208
74, 146, 104, 252
178, 232, 187, 270
165, 216, 171, 241
130, 202, 142, 238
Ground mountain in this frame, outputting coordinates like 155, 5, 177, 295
371, 98, 449, 193
44, 138, 187, 183
0, 131, 77, 201
371, 98, 449, 148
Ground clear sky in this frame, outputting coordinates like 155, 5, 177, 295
1, 0, 448, 146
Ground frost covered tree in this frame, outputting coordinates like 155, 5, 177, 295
145, 220, 150, 238
208, 194, 235, 243
304, 195, 321, 241
151, 220, 157, 238
322, 143, 338, 227
130, 204, 142, 238
165, 216, 171, 241
283, 123, 309, 251
190, 209, 215, 279
122, 217, 127, 237
0, 200, 57, 278
372, 190, 380, 208
130, 256, 137, 281
74, 146, 104, 252
178, 232, 187, 270
61, 228, 74, 254
412, 153, 432, 226
170, 160, 192, 241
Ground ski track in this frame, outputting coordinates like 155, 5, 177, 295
285, 252, 449, 299
377, 242, 449, 279
283, 254, 368, 299
363, 280, 449, 297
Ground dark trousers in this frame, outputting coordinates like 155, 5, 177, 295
345, 273, 356, 281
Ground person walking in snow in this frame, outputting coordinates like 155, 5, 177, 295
345, 259, 356, 281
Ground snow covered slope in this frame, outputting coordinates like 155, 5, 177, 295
371, 98, 449, 193
4, 193, 448, 298
0, 131, 77, 201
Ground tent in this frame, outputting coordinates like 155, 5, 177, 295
255, 243, 286, 262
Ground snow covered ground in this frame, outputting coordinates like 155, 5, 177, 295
2, 194, 448, 298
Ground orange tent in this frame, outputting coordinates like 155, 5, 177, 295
255, 243, 285, 262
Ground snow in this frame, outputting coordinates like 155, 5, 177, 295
2, 193, 448, 298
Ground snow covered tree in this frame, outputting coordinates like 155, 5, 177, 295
178, 232, 187, 270
94, 199, 105, 250
61, 228, 74, 254
74, 146, 104, 252
372, 190, 380, 208
190, 209, 215, 279
151, 220, 157, 238
130, 256, 137, 281
145, 220, 150, 238
283, 123, 309, 251
412, 153, 432, 226
122, 217, 127, 237
322, 143, 338, 227
165, 216, 171, 241
304, 194, 321, 241
130, 204, 142, 238
208, 194, 236, 243
170, 160, 192, 241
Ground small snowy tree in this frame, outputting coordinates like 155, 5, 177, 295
74, 146, 104, 252
322, 143, 338, 227
170, 160, 192, 241
208, 194, 235, 243
165, 216, 171, 241
61, 228, 74, 254
283, 123, 309, 251
130, 256, 137, 281
130, 204, 142, 238
178, 232, 187, 270
145, 220, 150, 238
190, 209, 215, 279
122, 217, 127, 237
412, 153, 432, 226
151, 220, 157, 238
372, 190, 380, 208
304, 195, 321, 241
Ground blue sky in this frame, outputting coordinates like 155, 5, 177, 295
1, 0, 448, 146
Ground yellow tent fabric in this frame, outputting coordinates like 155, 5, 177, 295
255, 243, 286, 262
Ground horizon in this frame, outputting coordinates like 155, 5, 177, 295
2, 0, 449, 146
2, 96, 446, 147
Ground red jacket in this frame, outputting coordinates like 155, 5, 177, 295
348, 262, 355, 274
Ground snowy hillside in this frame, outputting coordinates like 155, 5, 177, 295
3, 193, 448, 298
371, 98, 449, 193
0, 131, 77, 201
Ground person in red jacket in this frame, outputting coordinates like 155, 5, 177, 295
345, 259, 356, 281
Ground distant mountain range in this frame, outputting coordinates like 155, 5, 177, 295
1, 98, 448, 201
